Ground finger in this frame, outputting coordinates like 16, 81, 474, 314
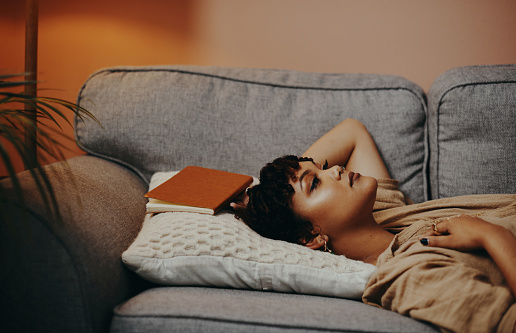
433, 220, 450, 235
230, 202, 243, 210
422, 220, 448, 237
419, 235, 449, 248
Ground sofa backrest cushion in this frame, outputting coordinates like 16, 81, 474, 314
428, 64, 516, 199
76, 66, 427, 202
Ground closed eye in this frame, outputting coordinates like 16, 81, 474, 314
310, 160, 327, 192
310, 175, 321, 192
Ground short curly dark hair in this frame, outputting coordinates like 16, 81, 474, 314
235, 155, 319, 245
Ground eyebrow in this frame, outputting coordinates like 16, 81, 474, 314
299, 169, 311, 192
298, 161, 317, 192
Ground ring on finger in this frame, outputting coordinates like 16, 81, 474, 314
432, 220, 443, 235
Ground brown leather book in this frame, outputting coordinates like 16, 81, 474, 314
145, 166, 253, 215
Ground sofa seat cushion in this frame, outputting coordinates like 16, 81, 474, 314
110, 287, 439, 333
76, 65, 428, 202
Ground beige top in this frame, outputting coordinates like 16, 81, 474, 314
365, 179, 516, 333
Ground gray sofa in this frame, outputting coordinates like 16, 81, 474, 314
1, 64, 515, 333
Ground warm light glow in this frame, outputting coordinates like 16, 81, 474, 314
1, 0, 516, 176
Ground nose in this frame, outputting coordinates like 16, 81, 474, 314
330, 165, 342, 180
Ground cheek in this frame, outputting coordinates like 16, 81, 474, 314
316, 181, 376, 223
292, 190, 334, 223
293, 179, 376, 226
305, 186, 345, 221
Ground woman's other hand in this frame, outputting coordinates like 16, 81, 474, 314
421, 214, 501, 252
420, 214, 516, 298
230, 188, 250, 211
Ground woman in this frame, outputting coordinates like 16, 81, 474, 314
233, 119, 516, 333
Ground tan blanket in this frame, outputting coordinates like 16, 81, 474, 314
366, 180, 516, 333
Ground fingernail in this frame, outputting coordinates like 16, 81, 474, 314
420, 238, 429, 246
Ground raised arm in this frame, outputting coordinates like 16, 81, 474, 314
303, 118, 390, 179
421, 215, 516, 298
230, 119, 390, 211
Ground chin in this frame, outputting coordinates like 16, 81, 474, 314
361, 175, 378, 192
363, 176, 378, 205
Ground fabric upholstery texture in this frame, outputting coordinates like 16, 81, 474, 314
428, 64, 516, 199
110, 287, 438, 333
0, 156, 150, 333
76, 66, 428, 202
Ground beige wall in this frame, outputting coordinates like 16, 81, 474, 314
2, 0, 516, 174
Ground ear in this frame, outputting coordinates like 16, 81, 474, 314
305, 234, 329, 250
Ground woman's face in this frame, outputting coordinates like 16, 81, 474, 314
289, 160, 378, 236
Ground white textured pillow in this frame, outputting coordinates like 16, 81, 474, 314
122, 171, 376, 299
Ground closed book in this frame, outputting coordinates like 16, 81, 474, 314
145, 166, 253, 215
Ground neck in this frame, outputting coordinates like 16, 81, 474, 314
330, 215, 394, 265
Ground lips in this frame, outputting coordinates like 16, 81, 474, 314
348, 171, 355, 186
348, 171, 360, 187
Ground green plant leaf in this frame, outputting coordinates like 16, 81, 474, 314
0, 73, 100, 226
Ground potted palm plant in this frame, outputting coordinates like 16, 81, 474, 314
0, 73, 100, 224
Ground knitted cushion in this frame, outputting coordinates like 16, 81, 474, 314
122, 172, 376, 299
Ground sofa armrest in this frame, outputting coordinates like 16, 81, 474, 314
0, 155, 150, 333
